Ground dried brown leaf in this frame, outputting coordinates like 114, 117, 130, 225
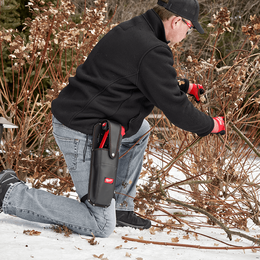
149, 227, 156, 235
93, 254, 104, 258
88, 233, 98, 245
171, 237, 179, 243
193, 233, 199, 240
23, 230, 41, 236
183, 234, 189, 240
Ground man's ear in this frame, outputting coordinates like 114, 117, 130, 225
171, 16, 181, 29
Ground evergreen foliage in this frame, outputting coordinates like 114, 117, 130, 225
0, 0, 21, 29
0, 0, 31, 30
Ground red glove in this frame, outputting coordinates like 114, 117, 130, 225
188, 84, 204, 103
211, 117, 226, 135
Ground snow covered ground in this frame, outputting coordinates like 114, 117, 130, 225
1, 181, 260, 260
1, 157, 260, 259
1, 212, 260, 260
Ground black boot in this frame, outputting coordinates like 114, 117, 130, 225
0, 169, 21, 211
116, 210, 151, 229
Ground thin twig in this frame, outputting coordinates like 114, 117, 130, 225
122, 236, 260, 250
161, 196, 260, 245
230, 122, 260, 158
157, 136, 203, 175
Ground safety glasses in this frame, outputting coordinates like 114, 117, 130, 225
182, 19, 195, 35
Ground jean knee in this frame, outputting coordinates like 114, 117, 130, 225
81, 199, 116, 238
100, 206, 116, 238
70, 215, 115, 238
99, 219, 116, 238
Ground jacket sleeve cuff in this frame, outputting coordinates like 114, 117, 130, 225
196, 117, 215, 137
177, 79, 190, 93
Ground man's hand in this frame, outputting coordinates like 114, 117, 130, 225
188, 83, 204, 103
211, 117, 226, 135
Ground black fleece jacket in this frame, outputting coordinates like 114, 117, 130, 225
51, 9, 214, 138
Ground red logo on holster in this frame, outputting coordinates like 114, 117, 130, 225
104, 178, 114, 184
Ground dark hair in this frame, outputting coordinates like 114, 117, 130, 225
153, 0, 177, 21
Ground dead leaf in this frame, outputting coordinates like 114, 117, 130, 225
88, 237, 98, 245
178, 80, 185, 85
138, 236, 143, 240
193, 233, 199, 240
115, 245, 122, 249
88, 233, 98, 245
200, 95, 206, 103
126, 252, 131, 257
171, 237, 179, 243
136, 258, 143, 260
93, 254, 104, 258
23, 230, 41, 236
75, 246, 82, 250
51, 225, 72, 237
214, 243, 219, 246
183, 234, 189, 240
149, 227, 156, 235
138, 209, 145, 215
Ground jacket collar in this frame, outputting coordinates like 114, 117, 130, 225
142, 9, 169, 44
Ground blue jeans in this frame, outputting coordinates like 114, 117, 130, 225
2, 116, 150, 237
